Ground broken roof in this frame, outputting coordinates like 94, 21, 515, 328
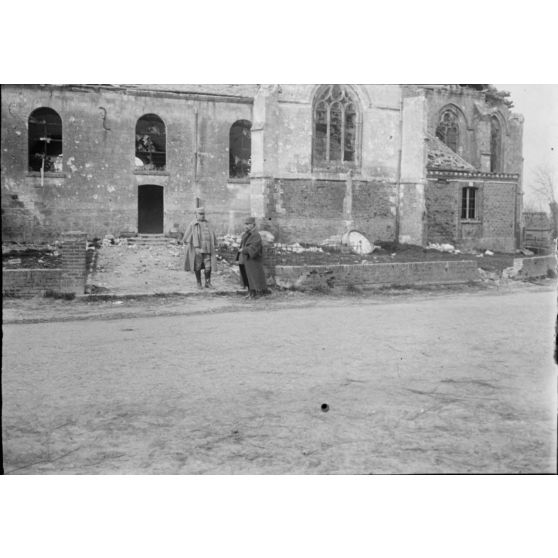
426, 133, 477, 172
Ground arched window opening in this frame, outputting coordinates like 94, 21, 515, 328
28, 108, 63, 172
229, 120, 251, 178
490, 116, 502, 172
312, 85, 359, 167
436, 108, 460, 153
135, 114, 166, 170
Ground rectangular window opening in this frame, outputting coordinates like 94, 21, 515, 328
461, 187, 478, 220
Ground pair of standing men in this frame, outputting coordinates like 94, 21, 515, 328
182, 208, 267, 296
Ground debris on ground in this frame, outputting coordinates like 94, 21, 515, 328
2, 243, 63, 269
427, 242, 457, 253
259, 230, 275, 243
342, 230, 376, 255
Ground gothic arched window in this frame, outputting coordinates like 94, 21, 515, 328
436, 108, 460, 153
135, 114, 166, 170
490, 116, 502, 172
313, 85, 359, 168
229, 120, 251, 178
28, 107, 63, 172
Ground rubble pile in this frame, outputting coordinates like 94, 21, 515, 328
2, 243, 62, 269
86, 235, 240, 295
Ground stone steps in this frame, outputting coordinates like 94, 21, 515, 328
126, 234, 175, 246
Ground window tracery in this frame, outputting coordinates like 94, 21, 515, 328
436, 108, 460, 153
313, 85, 359, 168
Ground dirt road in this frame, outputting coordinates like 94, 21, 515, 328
2, 285, 556, 474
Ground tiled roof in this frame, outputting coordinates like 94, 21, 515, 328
426, 133, 477, 172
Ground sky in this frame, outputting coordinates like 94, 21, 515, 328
496, 84, 558, 206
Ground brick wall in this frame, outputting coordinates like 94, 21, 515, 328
426, 178, 518, 252
2, 269, 63, 297
426, 180, 457, 243
266, 178, 396, 243
60, 231, 87, 293
481, 181, 517, 251
352, 181, 396, 242
2, 231, 88, 297
275, 260, 480, 290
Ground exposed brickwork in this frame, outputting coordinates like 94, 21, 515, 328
60, 231, 88, 293
2, 231, 88, 296
275, 260, 480, 290
426, 180, 458, 243
2, 269, 63, 297
426, 178, 518, 251
266, 178, 396, 243
482, 182, 517, 251
352, 181, 396, 242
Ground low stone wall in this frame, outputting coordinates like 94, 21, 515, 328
503, 255, 557, 279
2, 231, 88, 297
3, 269, 63, 297
275, 260, 480, 290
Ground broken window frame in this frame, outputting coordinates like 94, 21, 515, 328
312, 85, 359, 171
28, 107, 63, 173
135, 114, 166, 171
461, 186, 478, 220
436, 109, 460, 153
229, 120, 252, 179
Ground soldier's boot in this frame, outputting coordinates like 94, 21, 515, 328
195, 270, 203, 289
204, 270, 212, 288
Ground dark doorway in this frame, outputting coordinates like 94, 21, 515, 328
138, 185, 164, 233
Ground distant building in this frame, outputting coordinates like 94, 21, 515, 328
1, 84, 523, 251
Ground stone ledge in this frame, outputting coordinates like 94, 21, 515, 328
275, 260, 480, 290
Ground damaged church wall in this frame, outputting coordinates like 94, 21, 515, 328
1, 85, 253, 241
425, 180, 459, 244
250, 85, 403, 244
476, 180, 517, 252
421, 85, 523, 251
425, 178, 518, 252
2, 84, 523, 251
423, 86, 524, 175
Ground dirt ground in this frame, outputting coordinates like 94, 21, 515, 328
2, 281, 556, 474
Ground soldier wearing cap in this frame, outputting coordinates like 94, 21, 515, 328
237, 216, 268, 298
182, 207, 217, 289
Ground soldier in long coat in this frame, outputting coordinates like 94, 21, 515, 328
237, 216, 268, 298
182, 207, 217, 288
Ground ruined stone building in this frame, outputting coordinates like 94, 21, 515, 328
1, 84, 524, 251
